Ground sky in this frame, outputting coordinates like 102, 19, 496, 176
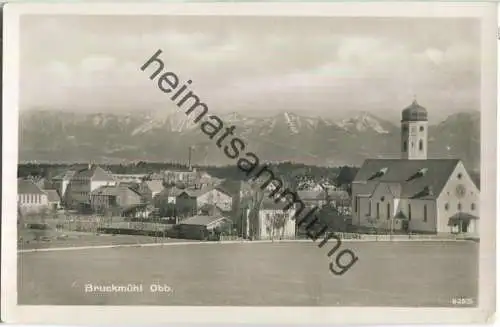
19, 15, 481, 122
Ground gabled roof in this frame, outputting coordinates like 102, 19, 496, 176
91, 184, 142, 197
178, 215, 228, 226
91, 185, 118, 196
18, 179, 46, 195
52, 170, 76, 181
145, 180, 164, 194
198, 203, 225, 215
45, 189, 61, 202
73, 165, 115, 182
353, 159, 460, 199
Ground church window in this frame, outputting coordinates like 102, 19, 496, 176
376, 203, 380, 219
368, 200, 372, 216
423, 204, 428, 222
457, 173, 463, 179
408, 203, 412, 221
403, 141, 407, 152
419, 140, 423, 151
411, 141, 414, 148
419, 126, 424, 132
471, 203, 476, 210
445, 203, 449, 210
458, 203, 462, 211
387, 203, 391, 220
354, 197, 358, 212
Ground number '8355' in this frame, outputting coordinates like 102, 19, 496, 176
452, 297, 473, 305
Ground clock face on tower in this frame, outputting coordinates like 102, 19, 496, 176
455, 184, 466, 198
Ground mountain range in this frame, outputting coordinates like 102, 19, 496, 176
18, 109, 480, 170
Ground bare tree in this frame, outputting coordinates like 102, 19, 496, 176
248, 183, 265, 240
318, 179, 331, 206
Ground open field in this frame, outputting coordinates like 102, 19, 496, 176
18, 241, 478, 306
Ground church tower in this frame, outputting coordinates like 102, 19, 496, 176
401, 99, 428, 160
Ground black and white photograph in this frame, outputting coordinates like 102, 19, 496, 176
2, 2, 496, 325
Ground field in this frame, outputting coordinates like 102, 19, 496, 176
18, 241, 478, 307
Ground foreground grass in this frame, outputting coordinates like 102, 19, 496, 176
18, 241, 478, 307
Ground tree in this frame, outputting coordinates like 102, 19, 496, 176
247, 182, 265, 240
335, 166, 359, 196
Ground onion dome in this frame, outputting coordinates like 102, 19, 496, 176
401, 100, 428, 122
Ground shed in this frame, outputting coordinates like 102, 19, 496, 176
177, 215, 232, 240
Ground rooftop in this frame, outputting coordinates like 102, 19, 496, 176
401, 100, 428, 122
354, 159, 462, 200
178, 215, 228, 226
18, 179, 46, 195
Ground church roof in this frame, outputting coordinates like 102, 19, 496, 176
402, 100, 428, 122
353, 159, 461, 200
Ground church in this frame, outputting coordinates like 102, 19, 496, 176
351, 100, 480, 236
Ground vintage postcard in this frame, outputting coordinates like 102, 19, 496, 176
1, 1, 496, 325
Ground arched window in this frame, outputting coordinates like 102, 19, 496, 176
458, 203, 462, 211
419, 126, 424, 132
408, 203, 412, 221
423, 204, 428, 222
471, 203, 476, 210
403, 141, 407, 152
376, 203, 380, 219
387, 203, 391, 220
419, 139, 423, 151
368, 200, 372, 216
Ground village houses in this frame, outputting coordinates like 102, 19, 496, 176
64, 164, 117, 211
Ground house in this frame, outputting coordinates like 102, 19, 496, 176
32, 177, 56, 191
244, 199, 296, 240
193, 187, 233, 212
198, 203, 225, 216
164, 168, 198, 185
176, 215, 233, 240
154, 184, 234, 218
17, 179, 49, 213
351, 100, 480, 236
148, 172, 164, 181
90, 184, 144, 215
65, 164, 117, 211
45, 189, 62, 211
121, 203, 155, 219
51, 170, 75, 202
145, 180, 164, 198
297, 190, 328, 207
154, 186, 188, 216
112, 174, 148, 184
119, 181, 153, 203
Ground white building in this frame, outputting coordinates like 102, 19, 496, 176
17, 179, 49, 213
65, 164, 117, 209
351, 100, 480, 236
244, 199, 296, 240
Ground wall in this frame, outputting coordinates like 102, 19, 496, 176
196, 189, 232, 212
436, 161, 480, 235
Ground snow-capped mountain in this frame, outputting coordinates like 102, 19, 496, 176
18, 109, 480, 169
